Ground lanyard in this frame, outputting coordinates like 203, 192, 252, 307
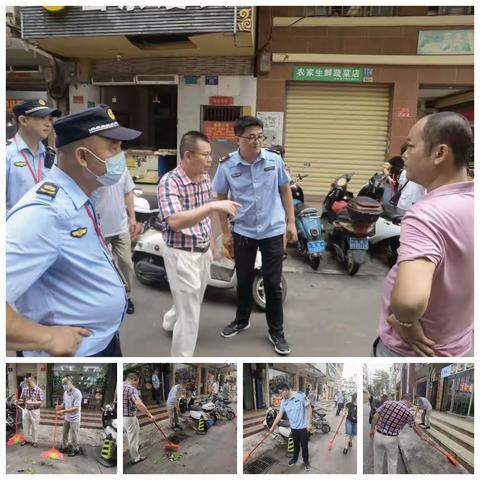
84, 202, 108, 250
13, 137, 43, 183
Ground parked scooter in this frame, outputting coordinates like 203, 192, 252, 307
96, 403, 117, 468
263, 406, 292, 443
291, 174, 325, 270
133, 188, 159, 224
132, 221, 287, 310
358, 172, 405, 267
179, 394, 215, 434
322, 173, 383, 275
311, 408, 331, 433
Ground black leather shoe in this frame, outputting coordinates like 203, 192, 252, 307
221, 320, 250, 338
127, 298, 135, 314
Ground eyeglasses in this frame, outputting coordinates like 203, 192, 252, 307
238, 135, 267, 144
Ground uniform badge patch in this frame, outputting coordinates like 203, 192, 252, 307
36, 182, 59, 198
38, 99, 47, 106
264, 165, 275, 171
14, 161, 27, 167
219, 153, 232, 163
232, 172, 242, 177
71, 227, 88, 238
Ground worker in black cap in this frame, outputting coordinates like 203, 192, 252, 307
6, 99, 61, 211
6, 105, 142, 357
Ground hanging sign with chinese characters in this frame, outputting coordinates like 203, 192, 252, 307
293, 66, 374, 83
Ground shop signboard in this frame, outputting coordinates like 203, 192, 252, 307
441, 363, 474, 378
294, 66, 374, 83
209, 96, 234, 105
203, 121, 236, 141
418, 30, 473, 55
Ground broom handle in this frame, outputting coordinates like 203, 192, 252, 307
15, 392, 19, 435
52, 400, 58, 448
152, 418, 170, 443
331, 413, 347, 443
414, 428, 450, 457
245, 430, 271, 462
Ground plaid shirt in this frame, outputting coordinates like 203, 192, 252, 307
123, 382, 140, 417
20, 385, 44, 410
376, 400, 415, 436
158, 165, 212, 248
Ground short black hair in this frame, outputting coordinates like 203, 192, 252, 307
422, 111, 473, 168
25, 373, 33, 379
275, 383, 290, 393
179, 130, 210, 159
234, 116, 263, 136
401, 393, 413, 402
126, 372, 139, 382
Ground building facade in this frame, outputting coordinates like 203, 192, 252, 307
255, 6, 474, 197
10, 5, 257, 178
6, 363, 117, 410
394, 363, 474, 418
243, 363, 344, 410
123, 363, 236, 403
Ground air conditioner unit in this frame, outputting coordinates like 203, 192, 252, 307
135, 74, 179, 85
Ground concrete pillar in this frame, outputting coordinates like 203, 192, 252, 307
7, 363, 17, 398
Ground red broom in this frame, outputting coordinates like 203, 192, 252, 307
414, 428, 459, 466
7, 394, 25, 446
152, 417, 181, 450
243, 430, 271, 464
41, 401, 63, 460
327, 412, 347, 450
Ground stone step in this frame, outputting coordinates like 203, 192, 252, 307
430, 412, 473, 437
424, 427, 474, 473
244, 409, 266, 420
429, 419, 474, 453
243, 423, 266, 438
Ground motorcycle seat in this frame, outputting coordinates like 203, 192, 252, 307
189, 405, 203, 411
279, 420, 290, 428
381, 204, 405, 224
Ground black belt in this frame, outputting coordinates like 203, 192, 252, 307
173, 244, 210, 253
377, 429, 398, 437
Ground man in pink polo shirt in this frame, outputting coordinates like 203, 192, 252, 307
375, 111, 474, 357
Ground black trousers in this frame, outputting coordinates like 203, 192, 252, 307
17, 331, 122, 357
291, 428, 309, 464
336, 402, 345, 416
233, 233, 284, 336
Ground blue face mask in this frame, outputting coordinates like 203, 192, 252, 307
83, 148, 126, 186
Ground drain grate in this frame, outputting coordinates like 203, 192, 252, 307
168, 433, 189, 443
244, 455, 278, 474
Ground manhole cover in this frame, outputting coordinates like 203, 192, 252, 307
244, 455, 278, 474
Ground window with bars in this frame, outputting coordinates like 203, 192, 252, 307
203, 106, 242, 122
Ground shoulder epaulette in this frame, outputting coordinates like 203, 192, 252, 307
218, 153, 233, 163
265, 147, 282, 156
36, 182, 59, 198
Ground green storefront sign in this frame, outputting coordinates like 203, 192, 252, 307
293, 66, 374, 83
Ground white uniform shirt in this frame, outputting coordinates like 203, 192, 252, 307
397, 170, 427, 211
96, 170, 135, 237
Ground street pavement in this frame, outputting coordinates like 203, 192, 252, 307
123, 412, 237, 474
6, 425, 111, 474
121, 246, 387, 357
243, 403, 356, 474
